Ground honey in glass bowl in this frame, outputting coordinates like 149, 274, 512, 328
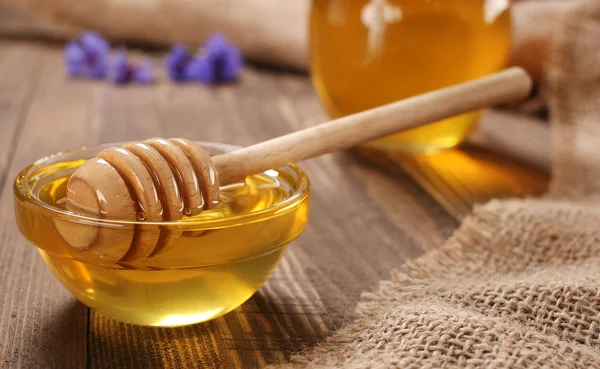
14, 142, 310, 327
309, 0, 511, 151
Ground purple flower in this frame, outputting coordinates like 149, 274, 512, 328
87, 56, 109, 80
166, 34, 243, 84
110, 49, 154, 85
190, 33, 243, 84
64, 41, 85, 77
134, 59, 154, 84
110, 49, 130, 84
183, 57, 209, 81
64, 31, 109, 79
166, 43, 189, 82
81, 31, 110, 53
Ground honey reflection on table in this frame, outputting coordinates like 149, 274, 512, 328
358, 145, 549, 219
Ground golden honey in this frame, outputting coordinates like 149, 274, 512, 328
310, 0, 511, 151
14, 144, 309, 327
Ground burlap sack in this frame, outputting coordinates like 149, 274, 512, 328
270, 1, 600, 367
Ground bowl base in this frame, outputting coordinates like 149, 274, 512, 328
40, 246, 288, 327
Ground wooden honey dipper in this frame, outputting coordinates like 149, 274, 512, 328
57, 67, 532, 261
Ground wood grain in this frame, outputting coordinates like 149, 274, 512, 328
0, 42, 40, 196
0, 41, 550, 368
0, 41, 89, 369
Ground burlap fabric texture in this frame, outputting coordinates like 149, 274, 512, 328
272, 1, 600, 368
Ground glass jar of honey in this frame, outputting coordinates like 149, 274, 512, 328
309, 0, 511, 151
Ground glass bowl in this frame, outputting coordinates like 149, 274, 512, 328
14, 141, 310, 327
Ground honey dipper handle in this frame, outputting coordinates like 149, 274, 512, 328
213, 67, 532, 185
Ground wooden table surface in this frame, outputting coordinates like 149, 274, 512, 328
0, 40, 549, 368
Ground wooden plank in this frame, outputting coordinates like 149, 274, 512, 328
0, 42, 90, 369
84, 64, 457, 368
0, 41, 41, 195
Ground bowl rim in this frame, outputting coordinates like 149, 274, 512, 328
14, 140, 310, 229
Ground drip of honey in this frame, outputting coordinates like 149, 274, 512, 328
310, 0, 511, 151
15, 160, 309, 326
